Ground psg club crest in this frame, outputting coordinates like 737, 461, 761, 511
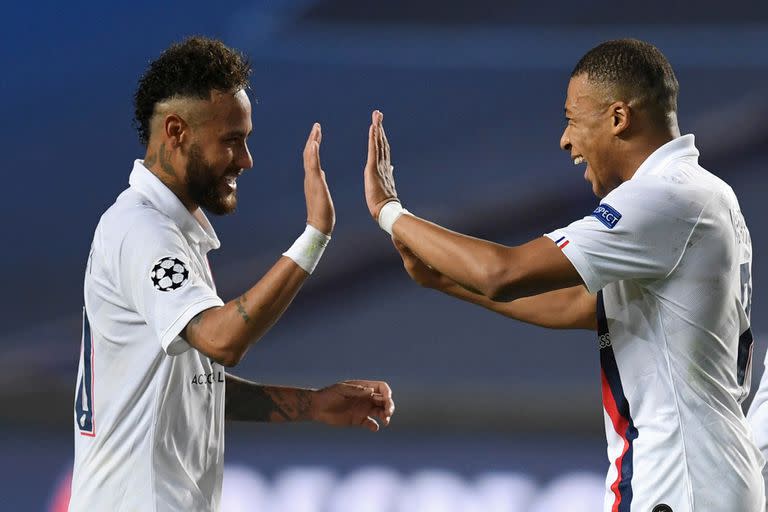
150, 257, 190, 292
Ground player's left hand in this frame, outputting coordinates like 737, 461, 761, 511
310, 380, 394, 432
364, 110, 399, 221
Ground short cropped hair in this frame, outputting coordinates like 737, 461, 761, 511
134, 36, 252, 146
571, 39, 679, 120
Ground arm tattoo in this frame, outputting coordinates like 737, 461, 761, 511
157, 142, 177, 178
235, 294, 250, 324
189, 310, 204, 326
182, 310, 205, 342
226, 375, 313, 422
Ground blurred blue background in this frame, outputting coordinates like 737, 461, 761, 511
1, 1, 767, 510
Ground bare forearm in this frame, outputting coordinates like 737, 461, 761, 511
184, 257, 309, 366
392, 216, 582, 301
437, 280, 596, 330
392, 215, 505, 296
225, 374, 314, 422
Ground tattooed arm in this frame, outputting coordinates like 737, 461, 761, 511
182, 257, 309, 366
179, 123, 334, 367
225, 375, 395, 431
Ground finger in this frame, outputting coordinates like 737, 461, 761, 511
370, 406, 392, 427
376, 116, 386, 161
367, 123, 376, 167
336, 382, 375, 398
362, 415, 380, 432
306, 122, 320, 146
344, 380, 392, 401
380, 122, 390, 163
304, 124, 321, 172
346, 381, 394, 419
313, 135, 322, 172
370, 395, 395, 422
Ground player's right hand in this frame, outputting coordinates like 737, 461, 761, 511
364, 110, 399, 221
392, 238, 452, 290
303, 123, 335, 235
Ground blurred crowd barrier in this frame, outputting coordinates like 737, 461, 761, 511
48, 465, 607, 512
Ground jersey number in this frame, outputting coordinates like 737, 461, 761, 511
75, 308, 95, 436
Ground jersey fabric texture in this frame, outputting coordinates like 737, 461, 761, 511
70, 161, 227, 511
748, 348, 768, 512
545, 135, 762, 511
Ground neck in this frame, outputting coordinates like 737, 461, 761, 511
143, 142, 196, 212
621, 120, 680, 182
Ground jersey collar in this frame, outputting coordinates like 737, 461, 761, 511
632, 134, 699, 179
128, 160, 221, 251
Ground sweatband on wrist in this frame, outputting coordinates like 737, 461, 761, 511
378, 200, 411, 236
282, 224, 331, 274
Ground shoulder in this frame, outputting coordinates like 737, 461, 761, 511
603, 168, 713, 226
97, 189, 186, 253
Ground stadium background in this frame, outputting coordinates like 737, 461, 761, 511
1, 1, 767, 509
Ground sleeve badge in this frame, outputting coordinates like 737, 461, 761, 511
150, 256, 190, 292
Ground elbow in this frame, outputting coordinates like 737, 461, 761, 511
207, 335, 249, 368
216, 351, 243, 368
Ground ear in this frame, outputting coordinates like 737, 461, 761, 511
609, 101, 630, 136
163, 114, 190, 148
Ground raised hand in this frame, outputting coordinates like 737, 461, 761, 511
310, 380, 395, 432
364, 110, 399, 220
303, 123, 335, 235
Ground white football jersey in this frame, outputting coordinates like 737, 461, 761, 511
70, 161, 227, 511
747, 340, 768, 512
546, 135, 762, 511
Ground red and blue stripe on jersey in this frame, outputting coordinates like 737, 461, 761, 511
597, 291, 638, 512
75, 309, 96, 437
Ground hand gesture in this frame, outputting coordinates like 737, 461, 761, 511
303, 123, 335, 235
311, 380, 394, 432
393, 239, 452, 290
364, 110, 399, 220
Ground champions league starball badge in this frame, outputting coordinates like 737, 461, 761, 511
150, 257, 190, 291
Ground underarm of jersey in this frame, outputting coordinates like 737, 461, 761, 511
225, 374, 312, 422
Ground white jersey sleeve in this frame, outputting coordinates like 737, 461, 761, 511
545, 178, 702, 294
119, 217, 224, 355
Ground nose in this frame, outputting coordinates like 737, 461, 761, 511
239, 142, 254, 170
559, 127, 571, 152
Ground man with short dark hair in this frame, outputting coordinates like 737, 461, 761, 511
70, 37, 394, 511
364, 39, 762, 510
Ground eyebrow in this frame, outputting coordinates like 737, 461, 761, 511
222, 130, 251, 138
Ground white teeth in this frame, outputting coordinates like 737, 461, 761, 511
573, 156, 585, 165
225, 176, 237, 190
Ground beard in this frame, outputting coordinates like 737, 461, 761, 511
185, 143, 238, 215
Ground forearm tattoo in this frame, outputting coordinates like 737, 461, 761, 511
235, 294, 250, 324
225, 376, 312, 422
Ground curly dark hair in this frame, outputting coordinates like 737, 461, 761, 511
134, 36, 252, 146
572, 39, 679, 120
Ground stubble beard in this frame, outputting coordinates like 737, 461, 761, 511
186, 143, 238, 216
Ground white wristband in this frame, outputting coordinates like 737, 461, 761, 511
282, 225, 331, 274
378, 200, 411, 235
